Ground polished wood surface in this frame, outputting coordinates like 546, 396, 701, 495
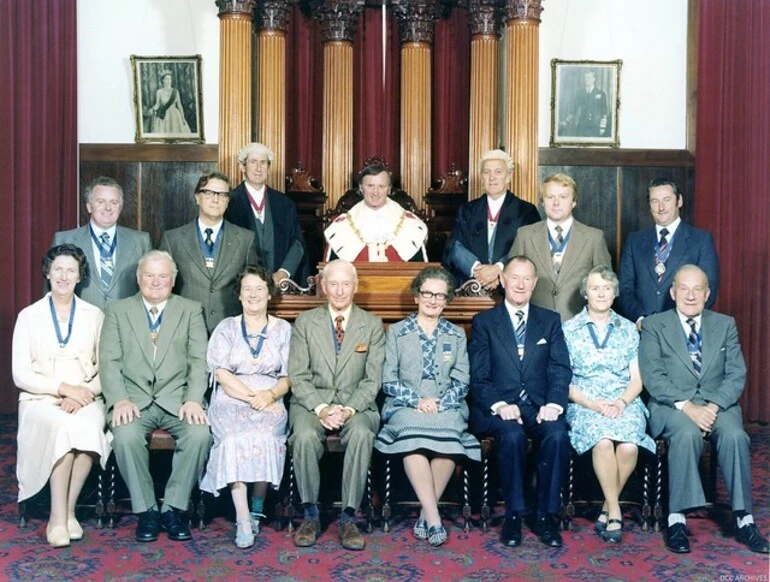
469, 34, 500, 200
257, 30, 288, 188
322, 41, 354, 210
400, 42, 432, 209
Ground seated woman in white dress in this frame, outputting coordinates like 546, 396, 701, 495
563, 265, 655, 543
199, 266, 291, 549
374, 266, 480, 547
12, 244, 112, 548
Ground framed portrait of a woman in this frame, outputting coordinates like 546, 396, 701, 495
131, 55, 204, 143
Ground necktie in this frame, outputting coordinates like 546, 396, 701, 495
686, 318, 702, 375
149, 306, 159, 346
552, 226, 564, 274
514, 310, 526, 360
335, 315, 345, 352
204, 228, 214, 254
656, 228, 669, 282
99, 232, 113, 287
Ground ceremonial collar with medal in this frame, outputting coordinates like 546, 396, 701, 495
241, 315, 269, 365
198, 222, 224, 269
653, 228, 676, 276
145, 305, 163, 344
49, 295, 76, 348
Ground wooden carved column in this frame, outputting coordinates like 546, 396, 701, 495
316, 1, 363, 210
216, 0, 257, 183
394, 0, 437, 209
468, 0, 502, 200
503, 0, 542, 204
255, 0, 291, 189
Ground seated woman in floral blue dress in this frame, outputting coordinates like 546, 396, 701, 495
563, 265, 655, 543
374, 266, 480, 547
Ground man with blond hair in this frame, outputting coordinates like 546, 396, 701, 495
444, 149, 540, 290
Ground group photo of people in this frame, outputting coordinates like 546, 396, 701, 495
11, 142, 768, 562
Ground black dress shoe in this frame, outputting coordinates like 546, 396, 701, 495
136, 509, 161, 542
665, 522, 691, 553
735, 523, 770, 554
537, 516, 563, 548
500, 516, 522, 547
161, 508, 192, 541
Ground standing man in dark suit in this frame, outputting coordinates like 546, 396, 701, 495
469, 256, 572, 548
639, 265, 768, 554
224, 142, 308, 287
160, 172, 256, 335
288, 260, 385, 551
444, 149, 541, 291
99, 250, 212, 543
561, 70, 609, 137
52, 176, 151, 309
510, 173, 611, 321
619, 178, 719, 329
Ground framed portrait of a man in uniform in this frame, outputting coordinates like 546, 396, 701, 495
550, 59, 621, 148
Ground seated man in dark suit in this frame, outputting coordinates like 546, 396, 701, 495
444, 150, 541, 290
618, 178, 719, 329
288, 260, 385, 550
324, 164, 428, 262
469, 256, 572, 548
99, 250, 212, 543
160, 172, 256, 334
639, 264, 769, 554
52, 176, 151, 309
224, 142, 308, 286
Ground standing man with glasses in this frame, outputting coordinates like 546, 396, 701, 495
160, 172, 256, 335
469, 256, 572, 549
52, 176, 151, 309
225, 142, 308, 287
618, 178, 719, 330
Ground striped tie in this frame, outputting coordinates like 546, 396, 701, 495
656, 228, 669, 282
552, 226, 564, 274
686, 317, 702, 375
514, 310, 526, 360
99, 232, 113, 287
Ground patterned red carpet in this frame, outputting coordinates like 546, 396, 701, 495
0, 415, 767, 581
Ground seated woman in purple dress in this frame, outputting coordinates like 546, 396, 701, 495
563, 266, 654, 543
200, 266, 291, 549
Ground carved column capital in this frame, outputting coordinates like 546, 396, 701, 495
468, 0, 503, 37
216, 0, 257, 18
255, 0, 292, 32
393, 0, 438, 45
504, 0, 543, 23
315, 0, 364, 43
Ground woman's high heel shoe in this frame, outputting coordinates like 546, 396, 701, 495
46, 525, 71, 548
601, 519, 623, 543
67, 516, 83, 541
235, 521, 255, 549
594, 511, 609, 536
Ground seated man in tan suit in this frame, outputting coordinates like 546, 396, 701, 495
510, 173, 611, 321
288, 260, 385, 550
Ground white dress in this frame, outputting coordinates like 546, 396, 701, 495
12, 294, 112, 502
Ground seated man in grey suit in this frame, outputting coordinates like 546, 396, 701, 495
160, 171, 256, 334
288, 260, 385, 550
52, 176, 151, 309
99, 250, 212, 543
510, 173, 611, 321
640, 265, 769, 554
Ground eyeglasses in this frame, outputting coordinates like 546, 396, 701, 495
198, 189, 230, 199
419, 290, 449, 302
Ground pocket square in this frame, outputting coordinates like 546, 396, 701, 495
720, 347, 726, 352
536, 338, 547, 345
354, 343, 368, 353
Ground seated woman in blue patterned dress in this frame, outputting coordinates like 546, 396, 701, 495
200, 266, 291, 549
563, 265, 655, 543
374, 266, 480, 547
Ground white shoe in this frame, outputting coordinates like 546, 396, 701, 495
67, 516, 83, 540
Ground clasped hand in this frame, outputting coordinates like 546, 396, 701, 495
593, 398, 625, 419
58, 383, 94, 407
248, 390, 275, 411
472, 264, 502, 291
416, 398, 439, 414
683, 401, 718, 433
320, 405, 350, 431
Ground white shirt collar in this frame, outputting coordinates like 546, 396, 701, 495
197, 218, 223, 240
89, 221, 117, 239
328, 304, 353, 329
244, 182, 266, 203
504, 300, 530, 323
486, 193, 506, 215
142, 297, 168, 318
656, 217, 681, 240
546, 217, 574, 238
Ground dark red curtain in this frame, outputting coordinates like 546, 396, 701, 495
695, 0, 770, 422
353, 9, 401, 180
432, 8, 470, 179
0, 0, 78, 413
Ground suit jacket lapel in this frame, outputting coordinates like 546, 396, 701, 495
520, 306, 544, 373
492, 303, 522, 371
312, 308, 337, 372
660, 311, 698, 378
107, 227, 128, 293
127, 295, 156, 368
660, 223, 691, 288
530, 222, 556, 284
76, 226, 101, 287
335, 305, 364, 371
211, 223, 238, 281
180, 223, 211, 279
154, 296, 183, 369
558, 221, 587, 282
698, 310, 718, 376
643, 228, 658, 283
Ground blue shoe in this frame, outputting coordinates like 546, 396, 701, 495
413, 519, 428, 540
428, 524, 448, 547
250, 512, 266, 536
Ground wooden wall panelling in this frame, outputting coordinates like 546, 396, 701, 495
140, 161, 217, 247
